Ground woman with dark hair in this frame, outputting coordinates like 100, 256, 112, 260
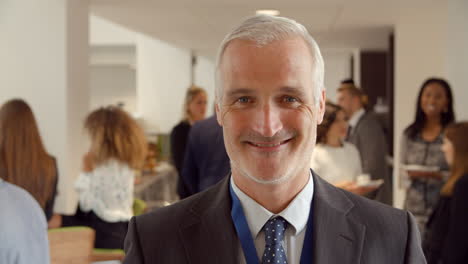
311, 102, 376, 195
170, 85, 207, 198
61, 106, 147, 249
424, 122, 468, 263
401, 77, 455, 235
0, 99, 59, 228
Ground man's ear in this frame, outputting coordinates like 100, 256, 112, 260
215, 103, 223, 126
352, 94, 361, 109
317, 90, 326, 124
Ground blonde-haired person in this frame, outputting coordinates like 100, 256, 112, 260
170, 85, 207, 198
424, 122, 468, 263
61, 106, 147, 249
0, 99, 59, 228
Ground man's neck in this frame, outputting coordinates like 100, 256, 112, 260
350, 106, 364, 117
232, 169, 310, 214
348, 107, 365, 127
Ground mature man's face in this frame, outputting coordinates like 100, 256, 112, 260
216, 37, 325, 185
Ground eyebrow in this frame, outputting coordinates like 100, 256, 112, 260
279, 86, 306, 98
225, 86, 306, 98
225, 88, 255, 98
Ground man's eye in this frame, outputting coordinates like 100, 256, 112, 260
283, 96, 298, 103
237, 97, 251, 103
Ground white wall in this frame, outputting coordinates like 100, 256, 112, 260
90, 46, 136, 66
136, 33, 192, 134
447, 0, 468, 121
0, 0, 89, 213
89, 16, 137, 115
90, 15, 209, 133
194, 56, 216, 115
89, 14, 136, 46
321, 49, 353, 103
90, 65, 137, 113
393, 4, 448, 208
315, 28, 391, 51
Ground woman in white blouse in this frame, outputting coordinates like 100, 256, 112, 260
311, 102, 376, 195
61, 106, 147, 249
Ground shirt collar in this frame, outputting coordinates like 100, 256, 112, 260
348, 108, 365, 128
230, 172, 314, 238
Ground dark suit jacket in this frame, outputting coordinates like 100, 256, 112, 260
170, 121, 191, 175
170, 120, 192, 198
180, 115, 230, 198
424, 173, 468, 263
123, 171, 426, 263
348, 110, 393, 205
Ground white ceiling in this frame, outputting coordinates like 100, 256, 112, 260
90, 0, 444, 58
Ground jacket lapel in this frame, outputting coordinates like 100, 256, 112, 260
179, 177, 240, 264
311, 172, 365, 263
178, 173, 366, 263
349, 110, 367, 141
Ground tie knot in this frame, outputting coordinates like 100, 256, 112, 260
263, 216, 288, 246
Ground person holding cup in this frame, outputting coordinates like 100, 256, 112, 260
400, 78, 455, 235
311, 102, 378, 195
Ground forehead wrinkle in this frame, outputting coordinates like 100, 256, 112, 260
222, 38, 311, 72
220, 38, 314, 99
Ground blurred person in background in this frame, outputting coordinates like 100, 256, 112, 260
0, 99, 59, 228
0, 178, 50, 264
60, 106, 147, 249
170, 85, 207, 198
337, 84, 392, 204
311, 102, 378, 195
179, 115, 230, 199
424, 122, 468, 263
400, 78, 455, 235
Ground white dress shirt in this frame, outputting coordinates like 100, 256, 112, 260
231, 173, 314, 264
348, 107, 365, 133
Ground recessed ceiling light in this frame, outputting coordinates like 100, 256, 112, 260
256, 9, 280, 16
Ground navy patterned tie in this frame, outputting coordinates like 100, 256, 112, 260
261, 216, 288, 264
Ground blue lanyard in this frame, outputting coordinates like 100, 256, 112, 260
229, 183, 314, 264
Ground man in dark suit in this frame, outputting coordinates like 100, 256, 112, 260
123, 15, 426, 263
179, 115, 230, 199
337, 84, 393, 205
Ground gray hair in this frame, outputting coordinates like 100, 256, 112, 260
215, 14, 325, 105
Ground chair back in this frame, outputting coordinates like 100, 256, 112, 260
48, 226, 95, 264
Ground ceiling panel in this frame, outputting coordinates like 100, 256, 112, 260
90, 0, 446, 58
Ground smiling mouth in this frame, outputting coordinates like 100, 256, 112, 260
246, 138, 292, 149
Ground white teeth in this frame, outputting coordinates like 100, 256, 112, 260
252, 142, 281, 147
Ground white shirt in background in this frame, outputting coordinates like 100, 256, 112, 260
75, 159, 135, 222
231, 173, 314, 264
311, 142, 362, 185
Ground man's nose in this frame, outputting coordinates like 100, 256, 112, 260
252, 102, 283, 137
